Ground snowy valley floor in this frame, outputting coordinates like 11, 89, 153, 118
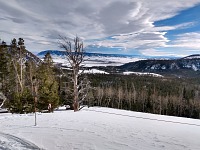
0, 107, 200, 150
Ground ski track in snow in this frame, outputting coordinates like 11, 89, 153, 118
0, 107, 200, 150
0, 132, 42, 150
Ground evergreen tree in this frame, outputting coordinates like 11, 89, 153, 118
0, 44, 9, 107
4, 38, 38, 113
0, 44, 9, 88
37, 52, 59, 111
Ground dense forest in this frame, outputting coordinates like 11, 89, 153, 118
0, 38, 200, 119
85, 74, 200, 119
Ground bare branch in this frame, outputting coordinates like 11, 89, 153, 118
59, 35, 89, 111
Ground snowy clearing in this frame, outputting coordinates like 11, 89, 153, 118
81, 69, 109, 74
123, 71, 163, 77
51, 56, 142, 67
0, 107, 200, 150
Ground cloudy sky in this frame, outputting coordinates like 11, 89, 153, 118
1, 0, 200, 56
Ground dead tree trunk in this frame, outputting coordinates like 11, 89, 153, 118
59, 36, 89, 112
0, 92, 7, 108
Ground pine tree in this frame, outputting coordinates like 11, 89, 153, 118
6, 38, 36, 113
0, 43, 9, 107
37, 52, 59, 112
0, 44, 9, 89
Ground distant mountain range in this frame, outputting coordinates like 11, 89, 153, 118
117, 54, 200, 78
118, 54, 200, 71
37, 50, 178, 59
37, 50, 145, 67
37, 50, 200, 78
37, 50, 142, 58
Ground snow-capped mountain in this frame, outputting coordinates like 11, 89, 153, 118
37, 50, 144, 67
117, 54, 200, 77
37, 50, 179, 68
37, 50, 200, 77
37, 50, 140, 58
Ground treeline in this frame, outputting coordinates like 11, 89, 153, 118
85, 74, 200, 119
1, 38, 200, 119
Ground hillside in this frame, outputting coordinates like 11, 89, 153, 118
36, 50, 200, 78
117, 54, 200, 78
0, 107, 200, 150
5, 45, 42, 64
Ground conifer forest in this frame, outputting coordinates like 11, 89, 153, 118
0, 38, 200, 119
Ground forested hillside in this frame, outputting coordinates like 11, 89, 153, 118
1, 39, 200, 119
86, 74, 200, 119
117, 55, 200, 78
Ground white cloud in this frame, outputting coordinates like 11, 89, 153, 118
168, 32, 200, 49
0, 0, 200, 54
150, 22, 196, 32
140, 49, 176, 56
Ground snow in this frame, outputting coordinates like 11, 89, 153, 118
82, 69, 109, 74
0, 107, 200, 150
183, 55, 200, 59
0, 108, 8, 113
59, 67, 109, 74
161, 65, 166, 69
123, 71, 163, 77
192, 64, 198, 71
51, 56, 142, 67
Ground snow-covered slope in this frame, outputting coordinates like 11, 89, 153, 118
37, 50, 143, 67
182, 54, 200, 59
51, 55, 142, 67
81, 69, 109, 74
123, 71, 163, 77
0, 107, 200, 150
119, 59, 200, 71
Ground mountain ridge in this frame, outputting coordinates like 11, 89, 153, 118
116, 54, 200, 78
37, 50, 179, 59
36, 50, 200, 78
37, 50, 141, 58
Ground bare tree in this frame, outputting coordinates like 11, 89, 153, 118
117, 87, 123, 109
0, 92, 7, 108
59, 36, 89, 111
96, 86, 104, 106
10, 38, 25, 93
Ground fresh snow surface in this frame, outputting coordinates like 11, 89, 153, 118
82, 69, 109, 74
0, 108, 8, 113
61, 68, 109, 75
0, 107, 200, 150
123, 71, 163, 77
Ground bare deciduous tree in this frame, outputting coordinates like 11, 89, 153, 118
0, 92, 7, 108
59, 36, 89, 111
10, 38, 26, 93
